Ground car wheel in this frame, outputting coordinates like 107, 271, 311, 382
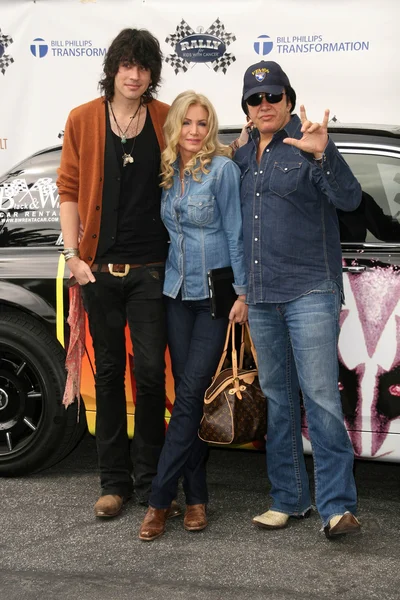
0, 309, 87, 475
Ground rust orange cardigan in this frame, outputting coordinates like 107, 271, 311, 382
57, 96, 169, 265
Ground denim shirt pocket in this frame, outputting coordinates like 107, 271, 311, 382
187, 194, 214, 226
269, 161, 302, 198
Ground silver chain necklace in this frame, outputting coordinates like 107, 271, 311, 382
109, 101, 141, 144
109, 103, 142, 167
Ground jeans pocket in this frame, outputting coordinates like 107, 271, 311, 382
303, 280, 339, 296
269, 161, 302, 197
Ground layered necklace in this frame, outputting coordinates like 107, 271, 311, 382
109, 101, 142, 167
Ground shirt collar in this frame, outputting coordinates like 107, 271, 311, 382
282, 113, 302, 139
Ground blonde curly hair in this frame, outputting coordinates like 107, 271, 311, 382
160, 90, 232, 189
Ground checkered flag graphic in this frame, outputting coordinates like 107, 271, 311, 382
0, 54, 14, 75
165, 20, 195, 47
206, 18, 236, 46
2, 179, 30, 199
212, 53, 236, 74
165, 55, 190, 75
0, 29, 14, 75
165, 20, 195, 74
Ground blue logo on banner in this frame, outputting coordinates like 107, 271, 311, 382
254, 35, 273, 56
30, 38, 48, 58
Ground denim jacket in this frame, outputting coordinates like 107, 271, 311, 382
161, 155, 247, 300
234, 114, 362, 304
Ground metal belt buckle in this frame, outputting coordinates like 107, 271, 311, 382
108, 263, 130, 277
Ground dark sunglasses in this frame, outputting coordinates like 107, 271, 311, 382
246, 92, 284, 106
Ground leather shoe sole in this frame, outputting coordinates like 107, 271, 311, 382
324, 512, 361, 539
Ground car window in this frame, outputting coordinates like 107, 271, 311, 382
338, 153, 400, 243
0, 164, 61, 248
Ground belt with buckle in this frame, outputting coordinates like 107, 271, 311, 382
91, 262, 165, 277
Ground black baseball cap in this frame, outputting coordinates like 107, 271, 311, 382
241, 61, 291, 112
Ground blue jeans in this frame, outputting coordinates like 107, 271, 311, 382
248, 280, 357, 526
149, 294, 228, 509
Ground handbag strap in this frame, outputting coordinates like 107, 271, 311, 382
211, 321, 259, 381
213, 322, 233, 380
244, 322, 259, 369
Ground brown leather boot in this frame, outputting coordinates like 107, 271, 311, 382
184, 504, 208, 531
324, 512, 361, 539
94, 494, 124, 518
139, 507, 170, 541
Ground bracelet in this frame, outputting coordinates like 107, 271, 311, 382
62, 248, 80, 262
237, 296, 246, 303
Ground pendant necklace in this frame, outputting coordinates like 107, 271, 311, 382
110, 103, 142, 167
109, 101, 141, 144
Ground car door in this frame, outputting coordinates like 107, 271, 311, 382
334, 134, 400, 461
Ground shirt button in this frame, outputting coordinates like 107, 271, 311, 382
256, 193, 260, 196
259, 170, 263, 173
254, 171, 258, 175
96, 205, 100, 211
199, 202, 202, 206
255, 260, 258, 264
327, 171, 330, 175
88, 256, 92, 261
255, 237, 258, 241
266, 149, 270, 153
255, 215, 258, 219
284, 167, 288, 171
92, 234, 97, 239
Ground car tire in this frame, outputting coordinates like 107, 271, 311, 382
0, 308, 87, 475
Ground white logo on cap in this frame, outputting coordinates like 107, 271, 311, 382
255, 72, 266, 82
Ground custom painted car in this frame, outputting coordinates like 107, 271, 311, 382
0, 123, 399, 475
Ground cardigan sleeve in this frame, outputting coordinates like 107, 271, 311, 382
57, 109, 80, 204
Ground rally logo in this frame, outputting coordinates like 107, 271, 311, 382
165, 18, 236, 74
0, 27, 14, 75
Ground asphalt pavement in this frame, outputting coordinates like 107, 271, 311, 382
1, 433, 400, 600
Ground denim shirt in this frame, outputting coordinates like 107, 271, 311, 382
161, 155, 247, 300
234, 114, 362, 304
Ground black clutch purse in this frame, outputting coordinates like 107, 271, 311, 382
207, 267, 237, 319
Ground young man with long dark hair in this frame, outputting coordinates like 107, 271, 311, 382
58, 28, 173, 518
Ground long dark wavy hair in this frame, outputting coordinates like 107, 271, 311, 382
98, 28, 163, 103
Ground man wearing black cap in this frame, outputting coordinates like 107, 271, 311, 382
235, 60, 362, 539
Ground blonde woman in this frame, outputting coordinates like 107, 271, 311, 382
139, 91, 247, 541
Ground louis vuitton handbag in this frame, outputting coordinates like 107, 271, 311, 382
199, 322, 266, 445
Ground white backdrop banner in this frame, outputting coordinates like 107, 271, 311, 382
0, 0, 399, 174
